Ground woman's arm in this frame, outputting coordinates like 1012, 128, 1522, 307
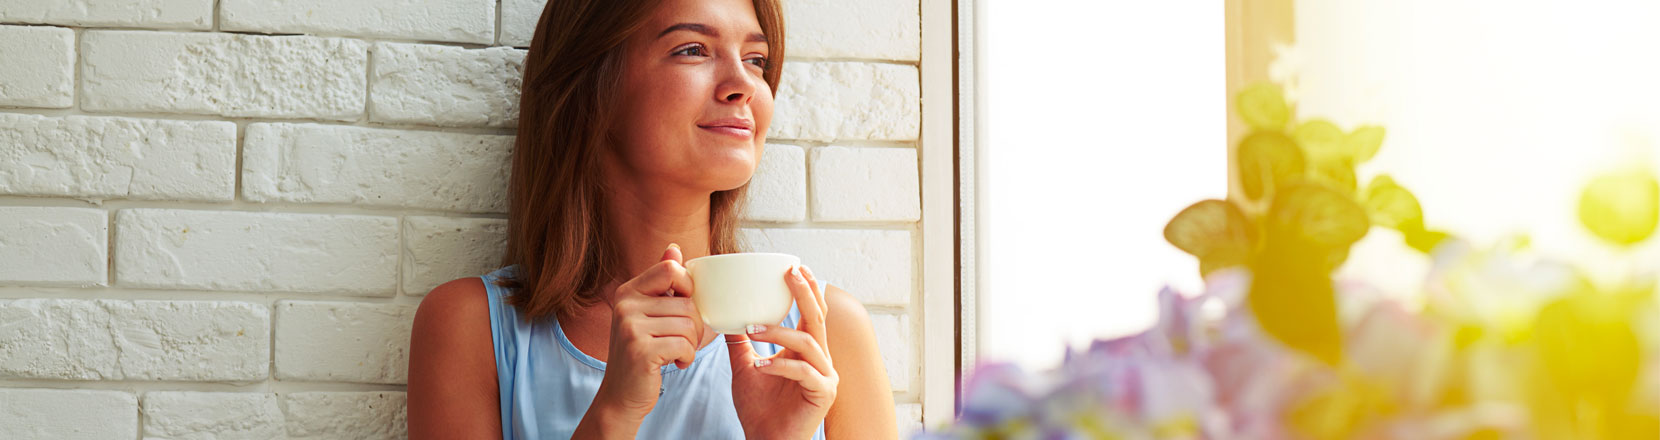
407, 278, 504, 439
823, 285, 900, 439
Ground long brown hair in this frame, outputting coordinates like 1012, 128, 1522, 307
499, 0, 786, 322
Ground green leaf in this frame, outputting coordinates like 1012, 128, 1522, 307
1362, 175, 1424, 230
1237, 131, 1307, 201
1345, 126, 1386, 164
1578, 170, 1660, 247
1164, 200, 1256, 275
1267, 183, 1371, 250
1292, 119, 1348, 165
1237, 83, 1291, 131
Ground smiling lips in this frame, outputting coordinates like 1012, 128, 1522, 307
697, 117, 755, 139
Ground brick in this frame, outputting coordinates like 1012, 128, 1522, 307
871, 313, 915, 393
741, 143, 806, 222
143, 392, 284, 440
499, 0, 547, 47
739, 228, 912, 306
241, 123, 513, 213
222, 0, 495, 45
283, 392, 408, 439
111, 300, 271, 381
811, 146, 920, 222
81, 31, 367, 120
786, 0, 920, 61
0, 299, 269, 381
403, 216, 507, 296
0, 0, 212, 29
0, 25, 74, 108
0, 389, 137, 439
114, 209, 398, 295
0, 207, 107, 287
896, 403, 923, 437
371, 42, 525, 128
0, 114, 237, 201
772, 62, 920, 142
275, 301, 416, 384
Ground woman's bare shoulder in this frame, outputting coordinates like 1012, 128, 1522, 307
407, 277, 502, 438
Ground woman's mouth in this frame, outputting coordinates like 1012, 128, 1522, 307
697, 118, 755, 139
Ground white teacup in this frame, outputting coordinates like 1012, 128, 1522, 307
684, 252, 800, 334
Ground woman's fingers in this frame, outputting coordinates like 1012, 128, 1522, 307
634, 315, 702, 349
630, 295, 699, 319
644, 336, 698, 370
725, 333, 758, 368
746, 324, 833, 376
785, 266, 829, 349
753, 356, 837, 395
800, 265, 827, 319
620, 259, 696, 300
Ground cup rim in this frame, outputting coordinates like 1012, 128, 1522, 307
685, 252, 799, 265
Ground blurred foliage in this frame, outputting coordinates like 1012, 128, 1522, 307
1165, 83, 1449, 364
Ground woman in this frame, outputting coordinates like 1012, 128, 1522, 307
405, 0, 899, 438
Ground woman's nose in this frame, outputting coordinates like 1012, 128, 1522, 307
715, 59, 758, 104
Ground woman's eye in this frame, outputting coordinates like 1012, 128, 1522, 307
745, 56, 769, 69
672, 44, 708, 57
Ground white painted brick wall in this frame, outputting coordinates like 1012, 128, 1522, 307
742, 228, 914, 306
283, 391, 410, 438
142, 391, 286, 439
743, 143, 808, 222
773, 62, 922, 142
115, 209, 399, 294
275, 301, 417, 384
222, 0, 496, 45
0, 0, 214, 29
1, 0, 934, 434
0, 24, 75, 108
0, 299, 269, 381
0, 114, 238, 201
785, 0, 922, 61
371, 42, 526, 128
241, 123, 513, 213
403, 216, 508, 296
0, 207, 106, 286
871, 313, 916, 393
812, 146, 922, 222
81, 31, 368, 120
498, 0, 546, 47
0, 388, 138, 439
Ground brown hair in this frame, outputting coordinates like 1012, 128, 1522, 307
498, 0, 786, 322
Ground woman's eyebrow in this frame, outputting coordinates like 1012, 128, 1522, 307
657, 22, 767, 43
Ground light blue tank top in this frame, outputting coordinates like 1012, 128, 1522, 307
482, 265, 829, 439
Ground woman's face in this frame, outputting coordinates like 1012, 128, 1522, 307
610, 0, 773, 193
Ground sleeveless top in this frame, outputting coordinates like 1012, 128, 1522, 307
481, 265, 830, 439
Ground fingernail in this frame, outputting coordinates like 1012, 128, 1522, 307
746, 324, 765, 334
668, 243, 680, 251
754, 359, 771, 367
791, 265, 802, 279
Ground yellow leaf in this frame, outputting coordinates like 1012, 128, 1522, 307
1237, 131, 1306, 201
1362, 175, 1424, 231
1164, 200, 1256, 275
1345, 125, 1386, 164
1578, 170, 1659, 247
1292, 119, 1348, 165
1237, 82, 1291, 131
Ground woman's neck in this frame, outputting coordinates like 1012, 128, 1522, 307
601, 173, 714, 292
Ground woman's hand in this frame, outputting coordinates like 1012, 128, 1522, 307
726, 265, 839, 439
579, 244, 706, 436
